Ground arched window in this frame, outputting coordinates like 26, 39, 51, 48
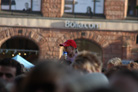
75, 39, 103, 60
0, 37, 39, 63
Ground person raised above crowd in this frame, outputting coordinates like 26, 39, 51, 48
60, 39, 78, 65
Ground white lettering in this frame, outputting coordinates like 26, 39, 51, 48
65, 21, 70, 28
65, 20, 101, 29
89, 24, 93, 29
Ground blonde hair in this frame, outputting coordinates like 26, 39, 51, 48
127, 62, 138, 70
107, 57, 122, 66
72, 51, 102, 73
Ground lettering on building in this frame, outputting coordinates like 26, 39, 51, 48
65, 20, 101, 29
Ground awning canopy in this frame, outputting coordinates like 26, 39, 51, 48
12, 55, 34, 69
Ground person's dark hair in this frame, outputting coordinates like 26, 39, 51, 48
105, 65, 128, 78
72, 51, 102, 73
134, 60, 138, 63
22, 59, 78, 92
0, 58, 23, 76
13, 74, 26, 92
114, 69, 138, 83
86, 87, 121, 92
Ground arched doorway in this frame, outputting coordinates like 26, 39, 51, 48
75, 39, 102, 60
0, 37, 39, 63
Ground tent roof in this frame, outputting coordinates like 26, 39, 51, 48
12, 55, 34, 69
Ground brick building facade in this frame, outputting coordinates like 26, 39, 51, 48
0, 0, 138, 66
0, 26, 137, 65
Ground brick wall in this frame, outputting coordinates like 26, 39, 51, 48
105, 0, 127, 19
41, 0, 64, 17
0, 27, 137, 66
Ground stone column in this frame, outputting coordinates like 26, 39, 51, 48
41, 0, 64, 17
104, 0, 128, 20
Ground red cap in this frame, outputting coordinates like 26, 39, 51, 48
60, 40, 77, 48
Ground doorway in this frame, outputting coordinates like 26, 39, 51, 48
0, 37, 39, 63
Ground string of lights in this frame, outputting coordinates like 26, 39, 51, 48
0, 49, 39, 57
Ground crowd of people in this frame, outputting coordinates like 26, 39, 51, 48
0, 39, 138, 92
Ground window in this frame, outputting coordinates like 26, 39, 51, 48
1, 0, 10, 10
1, 0, 41, 12
64, 0, 105, 18
127, 0, 138, 16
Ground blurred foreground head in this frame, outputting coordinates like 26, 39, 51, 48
12, 74, 26, 92
86, 87, 121, 92
64, 73, 109, 92
105, 62, 138, 78
72, 51, 102, 73
105, 65, 128, 78
109, 69, 138, 92
22, 59, 78, 92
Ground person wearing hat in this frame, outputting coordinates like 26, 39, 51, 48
60, 40, 78, 64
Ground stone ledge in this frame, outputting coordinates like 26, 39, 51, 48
0, 17, 138, 31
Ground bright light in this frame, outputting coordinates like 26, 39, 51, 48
18, 53, 21, 55
24, 53, 27, 56
12, 54, 14, 57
